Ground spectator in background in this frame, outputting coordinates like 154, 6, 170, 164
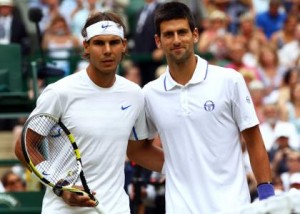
0, 0, 30, 55
42, 15, 81, 76
226, 0, 253, 34
279, 23, 300, 68
280, 81, 300, 141
269, 125, 294, 176
256, 44, 287, 99
271, 14, 297, 49
236, 12, 267, 49
197, 10, 231, 56
242, 37, 261, 68
225, 39, 259, 78
259, 102, 299, 152
255, 0, 286, 39
132, 0, 164, 86
1, 170, 26, 192
277, 67, 300, 106
280, 151, 300, 191
270, 14, 298, 50
248, 80, 266, 123
236, 12, 267, 68
29, 0, 62, 34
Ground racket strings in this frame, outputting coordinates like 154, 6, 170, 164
25, 115, 80, 185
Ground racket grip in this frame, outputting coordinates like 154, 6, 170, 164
89, 194, 107, 214
94, 200, 107, 214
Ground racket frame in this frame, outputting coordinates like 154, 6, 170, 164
21, 113, 98, 198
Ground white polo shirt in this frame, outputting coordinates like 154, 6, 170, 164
143, 55, 259, 214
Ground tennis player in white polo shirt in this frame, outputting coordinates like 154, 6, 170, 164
143, 2, 275, 213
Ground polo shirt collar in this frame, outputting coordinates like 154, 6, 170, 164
164, 55, 208, 91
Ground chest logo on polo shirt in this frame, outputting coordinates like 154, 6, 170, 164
204, 100, 215, 111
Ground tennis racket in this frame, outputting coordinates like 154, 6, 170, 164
21, 113, 107, 214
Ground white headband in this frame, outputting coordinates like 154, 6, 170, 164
84, 21, 124, 41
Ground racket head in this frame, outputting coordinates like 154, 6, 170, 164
21, 113, 106, 213
21, 113, 82, 190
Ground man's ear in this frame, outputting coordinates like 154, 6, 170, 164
83, 41, 90, 54
122, 38, 127, 53
193, 28, 199, 44
155, 34, 161, 48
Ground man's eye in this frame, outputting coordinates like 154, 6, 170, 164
94, 41, 105, 45
164, 32, 173, 37
110, 40, 121, 45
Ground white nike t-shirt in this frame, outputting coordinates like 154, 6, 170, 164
30, 69, 148, 214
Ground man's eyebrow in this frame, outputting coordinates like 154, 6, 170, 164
162, 28, 189, 34
92, 38, 122, 42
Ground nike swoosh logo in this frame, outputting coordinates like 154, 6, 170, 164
101, 24, 112, 29
42, 171, 50, 176
121, 105, 131, 110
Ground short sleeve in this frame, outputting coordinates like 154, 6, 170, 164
231, 73, 259, 131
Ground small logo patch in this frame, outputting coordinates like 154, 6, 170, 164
121, 105, 131, 110
204, 100, 215, 111
42, 171, 50, 176
101, 24, 112, 30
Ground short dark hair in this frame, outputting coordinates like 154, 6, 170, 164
154, 2, 196, 36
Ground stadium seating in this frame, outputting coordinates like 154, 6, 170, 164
0, 44, 39, 119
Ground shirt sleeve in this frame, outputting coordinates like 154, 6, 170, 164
30, 85, 62, 119
231, 72, 259, 131
129, 92, 149, 141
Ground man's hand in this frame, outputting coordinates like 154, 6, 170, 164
61, 186, 97, 207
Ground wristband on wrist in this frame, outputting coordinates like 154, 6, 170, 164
257, 182, 275, 200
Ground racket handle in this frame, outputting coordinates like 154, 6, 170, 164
94, 199, 107, 214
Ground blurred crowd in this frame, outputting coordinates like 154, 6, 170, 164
1, 0, 300, 213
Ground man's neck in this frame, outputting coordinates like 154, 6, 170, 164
87, 66, 116, 88
168, 55, 197, 85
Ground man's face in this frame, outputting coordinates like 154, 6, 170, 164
0, 5, 13, 16
155, 18, 198, 64
84, 34, 126, 74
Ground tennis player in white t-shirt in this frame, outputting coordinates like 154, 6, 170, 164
15, 12, 164, 214
143, 2, 275, 214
